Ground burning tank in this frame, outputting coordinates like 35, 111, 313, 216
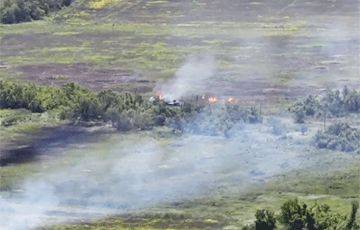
149, 92, 183, 106
150, 91, 238, 107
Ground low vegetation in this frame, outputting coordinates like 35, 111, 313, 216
0, 80, 262, 133
314, 122, 360, 153
0, 108, 33, 127
89, 0, 118, 10
254, 209, 277, 230
0, 0, 72, 24
182, 102, 262, 136
244, 199, 359, 230
289, 86, 360, 123
0, 80, 172, 131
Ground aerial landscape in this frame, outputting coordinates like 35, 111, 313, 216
0, 0, 359, 229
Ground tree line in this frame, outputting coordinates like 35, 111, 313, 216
0, 80, 262, 133
0, 0, 72, 24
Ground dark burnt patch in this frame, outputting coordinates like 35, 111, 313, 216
0, 124, 114, 166
0, 146, 37, 166
18, 63, 154, 93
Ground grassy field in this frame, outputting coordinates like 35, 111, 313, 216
0, 0, 359, 229
46, 155, 359, 229
1, 122, 359, 229
46, 145, 360, 229
1, 1, 359, 103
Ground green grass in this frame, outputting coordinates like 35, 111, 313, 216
32, 130, 360, 229
0, 161, 41, 190
46, 163, 359, 229
0, 109, 64, 149
1, 13, 356, 98
267, 164, 360, 198
0, 19, 306, 79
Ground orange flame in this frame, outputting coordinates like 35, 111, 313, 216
156, 91, 165, 100
227, 97, 236, 104
208, 96, 218, 104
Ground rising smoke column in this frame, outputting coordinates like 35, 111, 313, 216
156, 55, 217, 100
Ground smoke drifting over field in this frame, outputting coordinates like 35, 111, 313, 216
1, 14, 358, 228
156, 55, 217, 100
0, 117, 311, 229
0, 0, 359, 229
0, 52, 333, 229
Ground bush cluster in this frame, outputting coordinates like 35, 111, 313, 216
0, 81, 177, 131
289, 86, 360, 123
0, 0, 71, 24
152, 96, 263, 136
243, 199, 359, 230
178, 102, 262, 136
0, 81, 262, 132
0, 109, 30, 127
254, 209, 276, 230
314, 122, 360, 153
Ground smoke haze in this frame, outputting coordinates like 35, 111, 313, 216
0, 119, 315, 229
156, 55, 217, 100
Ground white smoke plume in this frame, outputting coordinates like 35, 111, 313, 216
156, 55, 217, 100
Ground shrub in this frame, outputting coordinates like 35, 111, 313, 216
113, 113, 133, 131
131, 109, 155, 130
289, 86, 360, 123
0, 111, 28, 126
255, 209, 276, 230
0, 81, 24, 109
179, 102, 262, 136
279, 200, 344, 229
279, 199, 308, 229
346, 201, 359, 230
314, 122, 360, 152
294, 109, 306, 123
72, 96, 101, 121
255, 199, 358, 230
154, 114, 166, 126
289, 95, 320, 123
0, 80, 263, 132
97, 90, 119, 112
0, 0, 72, 24
61, 83, 102, 120
0, 1, 30, 24
321, 89, 344, 117
35, 87, 67, 112
0, 81, 68, 113
308, 203, 346, 230
342, 86, 360, 113
226, 104, 262, 123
